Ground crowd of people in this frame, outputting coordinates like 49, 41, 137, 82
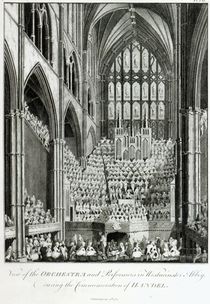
145, 208, 170, 221
193, 244, 208, 263
5, 214, 14, 227
63, 137, 175, 223
24, 192, 55, 225
105, 138, 174, 210
187, 200, 208, 238
106, 236, 181, 261
108, 200, 147, 222
64, 143, 108, 207
24, 102, 50, 148
69, 234, 182, 261
5, 233, 68, 262
5, 233, 181, 262
5, 130, 208, 262
25, 233, 68, 261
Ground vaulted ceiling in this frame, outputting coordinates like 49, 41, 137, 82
84, 3, 177, 75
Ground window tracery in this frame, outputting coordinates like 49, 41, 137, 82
107, 40, 167, 139
25, 4, 51, 63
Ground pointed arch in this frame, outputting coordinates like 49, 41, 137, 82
64, 101, 82, 157
87, 126, 97, 147
4, 40, 18, 112
70, 51, 81, 100
86, 125, 97, 156
123, 149, 129, 160
142, 138, 149, 159
24, 63, 58, 139
188, 4, 208, 109
116, 138, 122, 159
24, 3, 52, 62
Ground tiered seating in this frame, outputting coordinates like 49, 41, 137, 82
108, 200, 147, 222
106, 138, 175, 202
24, 193, 55, 225
64, 141, 108, 221
63, 137, 176, 223
24, 102, 50, 148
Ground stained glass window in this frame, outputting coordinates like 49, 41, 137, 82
142, 82, 149, 100
142, 48, 149, 72
123, 48, 130, 73
107, 40, 167, 139
150, 102, 157, 120
150, 82, 157, 101
158, 102, 165, 120
124, 102, 130, 119
116, 82, 122, 101
116, 54, 121, 73
133, 102, 140, 120
116, 102, 122, 119
108, 102, 115, 120
108, 82, 114, 101
132, 82, 140, 100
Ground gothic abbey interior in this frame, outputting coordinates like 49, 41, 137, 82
4, 3, 208, 262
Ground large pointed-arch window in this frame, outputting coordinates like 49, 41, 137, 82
24, 4, 52, 63
107, 40, 167, 139
63, 52, 80, 102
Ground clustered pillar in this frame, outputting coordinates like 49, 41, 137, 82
174, 4, 182, 241
51, 139, 65, 240
82, 50, 88, 156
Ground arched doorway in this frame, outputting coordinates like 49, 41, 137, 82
24, 65, 57, 211
64, 103, 82, 158
24, 74, 50, 209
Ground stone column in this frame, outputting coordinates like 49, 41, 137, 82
174, 4, 182, 237
13, 3, 26, 260
66, 63, 70, 88
5, 111, 16, 220
15, 109, 26, 260
38, 24, 43, 53
51, 138, 65, 240
180, 4, 192, 251
45, 33, 50, 62
57, 4, 65, 240
50, 38, 54, 67
181, 4, 194, 230
75, 77, 79, 99
5, 108, 26, 260
30, 4, 35, 43
170, 179, 175, 222
59, 139, 65, 240
82, 50, 88, 156
185, 108, 195, 222
95, 75, 103, 140
194, 108, 201, 218
167, 76, 173, 139
69, 63, 73, 92
100, 75, 106, 137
